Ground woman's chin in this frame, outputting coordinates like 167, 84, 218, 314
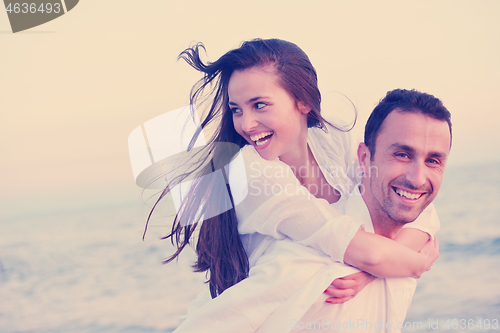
256, 150, 278, 161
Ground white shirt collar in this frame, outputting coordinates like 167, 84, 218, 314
345, 184, 374, 233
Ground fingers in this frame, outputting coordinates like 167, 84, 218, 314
429, 237, 439, 262
324, 286, 354, 298
326, 295, 354, 304
420, 237, 440, 263
331, 278, 357, 289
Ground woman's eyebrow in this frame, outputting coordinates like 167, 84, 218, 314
229, 96, 268, 106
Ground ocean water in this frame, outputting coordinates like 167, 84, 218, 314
1, 162, 499, 332
404, 162, 500, 332
0, 201, 206, 333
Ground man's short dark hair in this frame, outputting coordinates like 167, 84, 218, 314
364, 89, 452, 156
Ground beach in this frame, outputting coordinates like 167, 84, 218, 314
1, 161, 499, 332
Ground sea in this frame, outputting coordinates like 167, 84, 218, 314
1, 161, 499, 333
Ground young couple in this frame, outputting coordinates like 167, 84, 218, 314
151, 39, 451, 332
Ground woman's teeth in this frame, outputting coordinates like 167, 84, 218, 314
256, 137, 270, 146
395, 188, 422, 200
250, 131, 273, 146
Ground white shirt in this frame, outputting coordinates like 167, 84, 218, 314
236, 131, 363, 267
260, 186, 439, 333
174, 126, 439, 333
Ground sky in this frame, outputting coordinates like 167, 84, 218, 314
1, 0, 499, 218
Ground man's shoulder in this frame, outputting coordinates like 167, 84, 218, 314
344, 185, 374, 232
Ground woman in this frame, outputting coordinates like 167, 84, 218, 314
151, 39, 438, 331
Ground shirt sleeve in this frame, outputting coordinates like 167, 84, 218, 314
177, 288, 212, 327
402, 203, 440, 239
308, 124, 360, 195
229, 145, 363, 263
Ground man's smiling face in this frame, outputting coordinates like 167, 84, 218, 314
359, 109, 451, 225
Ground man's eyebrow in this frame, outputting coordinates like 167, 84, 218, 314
389, 143, 448, 158
388, 143, 415, 153
428, 151, 448, 159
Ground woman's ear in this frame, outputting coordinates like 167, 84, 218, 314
297, 101, 311, 115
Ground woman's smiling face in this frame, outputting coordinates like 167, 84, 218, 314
228, 66, 309, 162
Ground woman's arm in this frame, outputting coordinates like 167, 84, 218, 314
394, 227, 432, 251
234, 146, 360, 263
326, 228, 436, 303
344, 204, 440, 278
233, 146, 438, 278
344, 229, 438, 278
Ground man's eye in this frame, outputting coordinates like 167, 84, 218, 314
427, 158, 440, 165
395, 153, 409, 159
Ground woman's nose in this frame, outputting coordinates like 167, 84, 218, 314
241, 112, 258, 132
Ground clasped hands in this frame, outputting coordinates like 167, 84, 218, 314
324, 236, 439, 303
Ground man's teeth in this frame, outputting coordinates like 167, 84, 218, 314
395, 188, 422, 200
250, 131, 273, 143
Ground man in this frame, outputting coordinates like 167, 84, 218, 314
359, 88, 451, 232
279, 88, 452, 332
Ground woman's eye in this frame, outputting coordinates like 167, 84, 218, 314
255, 102, 266, 110
230, 107, 241, 115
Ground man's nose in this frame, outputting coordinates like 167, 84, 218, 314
407, 161, 427, 189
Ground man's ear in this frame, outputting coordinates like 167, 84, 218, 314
297, 101, 311, 115
357, 143, 371, 175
